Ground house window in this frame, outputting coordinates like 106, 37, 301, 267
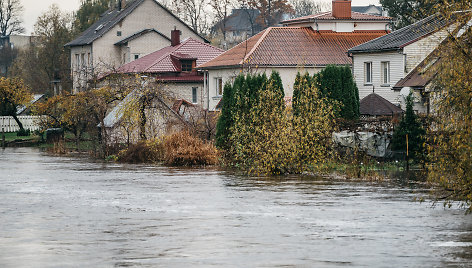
215, 77, 223, 96
75, 54, 79, 70
181, 60, 193, 72
117, 31, 122, 36
364, 62, 372, 84
381, 61, 390, 85
134, 54, 139, 60
81, 53, 85, 68
192, 87, 198, 104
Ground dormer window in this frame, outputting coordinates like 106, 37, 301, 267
181, 60, 193, 72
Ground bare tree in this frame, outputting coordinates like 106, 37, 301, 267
211, 0, 235, 40
0, 0, 24, 36
171, 0, 211, 36
290, 0, 327, 18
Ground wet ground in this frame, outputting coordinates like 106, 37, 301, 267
0, 147, 471, 267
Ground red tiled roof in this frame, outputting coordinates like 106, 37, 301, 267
197, 27, 387, 69
116, 38, 224, 74
281, 11, 391, 24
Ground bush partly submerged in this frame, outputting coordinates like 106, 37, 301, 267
117, 131, 218, 166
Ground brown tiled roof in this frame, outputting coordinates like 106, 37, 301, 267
281, 11, 391, 24
359, 93, 403, 116
393, 55, 440, 90
198, 27, 387, 69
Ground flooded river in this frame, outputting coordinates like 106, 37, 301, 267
0, 147, 471, 267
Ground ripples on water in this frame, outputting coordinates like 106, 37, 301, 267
0, 147, 471, 267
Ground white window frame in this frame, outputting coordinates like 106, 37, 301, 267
215, 77, 223, 96
381, 61, 390, 86
364, 62, 372, 85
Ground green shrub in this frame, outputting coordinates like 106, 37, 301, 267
16, 128, 30, 137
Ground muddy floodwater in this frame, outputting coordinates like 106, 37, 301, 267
0, 147, 471, 267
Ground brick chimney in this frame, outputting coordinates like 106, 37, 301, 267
332, 0, 351, 19
171, 28, 181, 46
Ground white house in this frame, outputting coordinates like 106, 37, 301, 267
281, 0, 392, 32
198, 0, 391, 111
65, 0, 207, 92
348, 14, 460, 113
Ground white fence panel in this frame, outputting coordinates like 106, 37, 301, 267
0, 116, 45, 132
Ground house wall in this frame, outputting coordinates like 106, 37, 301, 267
70, 45, 93, 93
163, 82, 206, 107
206, 66, 322, 111
127, 32, 170, 61
352, 51, 404, 105
403, 27, 449, 73
80, 0, 205, 87
287, 21, 389, 32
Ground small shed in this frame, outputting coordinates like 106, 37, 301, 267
359, 93, 403, 118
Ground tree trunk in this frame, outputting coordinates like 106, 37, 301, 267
139, 104, 146, 140
11, 114, 24, 131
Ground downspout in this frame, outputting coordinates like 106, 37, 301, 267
314, 19, 319, 32
204, 70, 209, 110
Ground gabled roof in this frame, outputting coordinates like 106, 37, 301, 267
114, 28, 170, 46
66, 0, 207, 47
114, 38, 223, 73
213, 9, 263, 33
197, 27, 387, 69
351, 5, 383, 15
359, 93, 403, 116
348, 14, 448, 53
281, 11, 391, 24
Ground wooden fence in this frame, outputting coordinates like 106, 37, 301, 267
0, 116, 44, 132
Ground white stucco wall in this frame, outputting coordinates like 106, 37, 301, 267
286, 21, 389, 32
205, 66, 322, 111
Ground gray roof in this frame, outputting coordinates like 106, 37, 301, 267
348, 14, 447, 53
351, 5, 382, 15
66, 0, 207, 47
213, 9, 263, 33
360, 93, 403, 116
114, 28, 170, 46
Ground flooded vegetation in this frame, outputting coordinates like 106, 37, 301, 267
0, 147, 471, 267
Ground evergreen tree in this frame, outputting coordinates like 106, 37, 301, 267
292, 72, 311, 116
267, 71, 285, 108
215, 82, 236, 150
317, 65, 359, 120
391, 92, 425, 162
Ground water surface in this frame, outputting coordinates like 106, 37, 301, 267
0, 147, 471, 267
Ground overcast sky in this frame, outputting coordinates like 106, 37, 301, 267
20, 0, 380, 35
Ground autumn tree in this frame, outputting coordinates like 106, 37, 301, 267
425, 3, 472, 211
74, 0, 112, 34
10, 5, 73, 95
292, 72, 336, 172
0, 0, 24, 36
0, 77, 32, 132
380, 0, 449, 29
